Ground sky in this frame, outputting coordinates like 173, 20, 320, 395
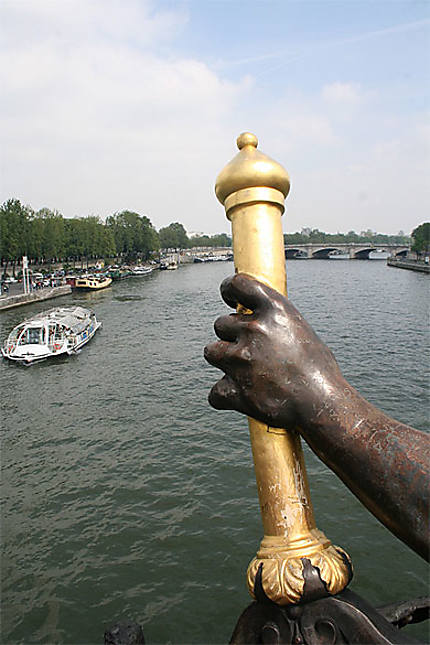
0, 0, 429, 235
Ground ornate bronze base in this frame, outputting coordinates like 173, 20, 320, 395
104, 592, 429, 645
230, 591, 428, 645
104, 564, 429, 645
230, 560, 428, 645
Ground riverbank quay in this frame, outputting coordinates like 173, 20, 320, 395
177, 247, 233, 263
387, 257, 430, 273
0, 285, 72, 311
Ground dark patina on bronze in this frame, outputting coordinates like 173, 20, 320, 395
204, 273, 429, 644
105, 272, 429, 643
230, 559, 427, 644
205, 274, 429, 561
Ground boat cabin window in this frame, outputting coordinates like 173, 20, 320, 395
9, 326, 25, 343
20, 327, 43, 345
48, 324, 63, 342
54, 326, 63, 340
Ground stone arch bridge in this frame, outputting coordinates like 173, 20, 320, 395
285, 243, 409, 259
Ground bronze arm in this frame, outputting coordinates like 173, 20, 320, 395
205, 273, 429, 561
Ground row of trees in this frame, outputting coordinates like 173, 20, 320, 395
284, 228, 411, 245
0, 199, 233, 273
2, 199, 425, 274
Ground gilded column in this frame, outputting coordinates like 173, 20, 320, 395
215, 132, 352, 605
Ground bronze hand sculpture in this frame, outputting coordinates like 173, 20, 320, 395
205, 273, 429, 562
105, 133, 428, 645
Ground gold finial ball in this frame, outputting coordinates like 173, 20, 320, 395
215, 132, 290, 205
237, 132, 258, 150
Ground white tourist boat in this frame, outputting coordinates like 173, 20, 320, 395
1, 306, 101, 364
130, 266, 154, 276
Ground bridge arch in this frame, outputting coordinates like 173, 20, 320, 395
284, 243, 410, 259
352, 248, 376, 259
285, 248, 308, 259
311, 247, 342, 259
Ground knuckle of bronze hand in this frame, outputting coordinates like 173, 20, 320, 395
249, 319, 266, 335
238, 346, 252, 362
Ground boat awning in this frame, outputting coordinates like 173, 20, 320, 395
24, 307, 94, 333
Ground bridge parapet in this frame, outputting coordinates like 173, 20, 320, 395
284, 243, 409, 259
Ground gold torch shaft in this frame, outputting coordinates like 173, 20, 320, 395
227, 195, 315, 539
215, 133, 351, 605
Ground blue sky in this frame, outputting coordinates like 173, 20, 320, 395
1, 0, 429, 234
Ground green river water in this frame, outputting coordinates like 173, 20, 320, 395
1, 259, 429, 643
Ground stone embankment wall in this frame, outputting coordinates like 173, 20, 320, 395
179, 247, 232, 263
387, 258, 430, 273
0, 285, 72, 311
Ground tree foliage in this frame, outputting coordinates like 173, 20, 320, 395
284, 228, 410, 246
0, 199, 32, 261
158, 222, 188, 249
106, 210, 159, 260
0, 200, 158, 267
37, 208, 65, 261
411, 223, 430, 256
188, 233, 232, 248
1, 198, 415, 271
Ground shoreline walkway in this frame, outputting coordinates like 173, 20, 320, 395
0, 285, 72, 311
387, 257, 430, 274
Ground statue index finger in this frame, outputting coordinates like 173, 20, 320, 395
220, 273, 279, 313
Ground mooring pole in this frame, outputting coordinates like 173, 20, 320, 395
215, 133, 352, 605
22, 255, 29, 294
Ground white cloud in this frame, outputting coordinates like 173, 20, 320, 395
281, 114, 338, 146
322, 82, 364, 105
0, 1, 428, 236
282, 111, 430, 235
1, 0, 186, 49
0, 0, 251, 231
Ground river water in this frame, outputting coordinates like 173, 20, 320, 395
1, 260, 429, 644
